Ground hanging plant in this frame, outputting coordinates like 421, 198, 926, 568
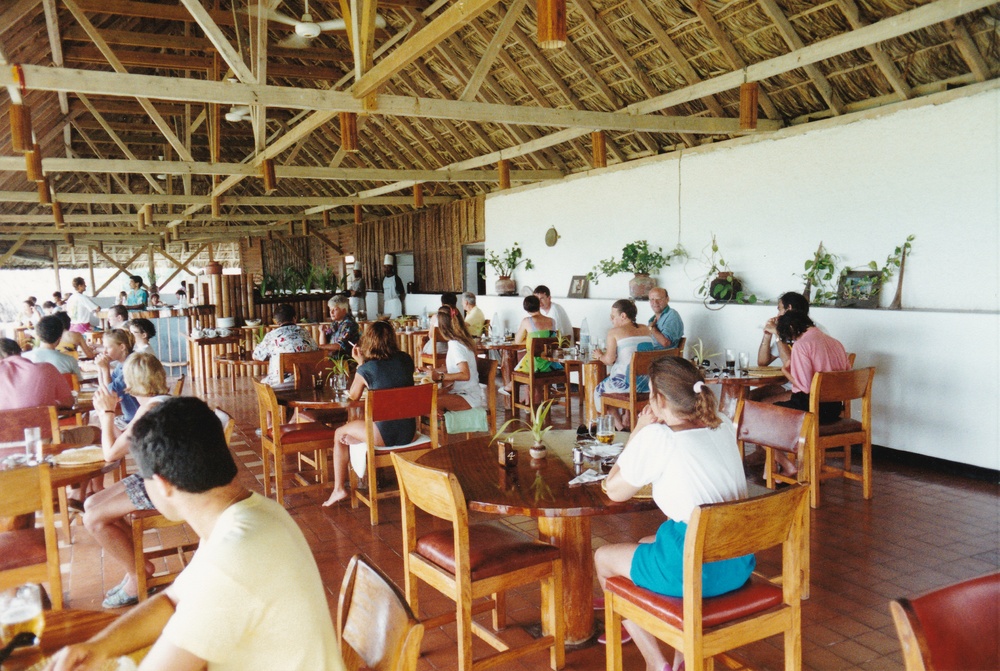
696, 235, 757, 308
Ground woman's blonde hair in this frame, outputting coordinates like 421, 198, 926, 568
103, 328, 134, 354
123, 352, 169, 397
648, 356, 721, 429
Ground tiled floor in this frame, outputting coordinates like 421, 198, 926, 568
59, 376, 999, 670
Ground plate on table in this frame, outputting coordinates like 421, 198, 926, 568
51, 445, 105, 467
744, 367, 787, 378
602, 477, 653, 500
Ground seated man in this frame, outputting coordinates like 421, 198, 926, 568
0, 338, 73, 410
320, 295, 359, 355
646, 287, 684, 350
24, 315, 83, 380
462, 292, 486, 337
47, 397, 346, 671
533, 285, 573, 339
252, 303, 318, 385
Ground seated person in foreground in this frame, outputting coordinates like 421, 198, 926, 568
319, 294, 359, 355
751, 291, 812, 404
96, 329, 139, 430
128, 318, 157, 354
323, 320, 416, 507
48, 397, 346, 671
252, 303, 318, 385
593, 299, 654, 430
425, 306, 485, 412
533, 285, 573, 339
0, 338, 74, 411
24, 315, 83, 380
595, 356, 752, 671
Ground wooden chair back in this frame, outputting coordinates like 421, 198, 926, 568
251, 378, 280, 436
392, 451, 465, 527
810, 366, 874, 406
602, 348, 679, 430
0, 406, 60, 444
277, 349, 327, 385
525, 336, 558, 372
511, 336, 570, 421
215, 406, 236, 444
419, 328, 445, 369
476, 357, 498, 435
0, 464, 63, 608
891, 572, 1000, 671
170, 374, 186, 396
62, 372, 81, 392
735, 400, 813, 457
337, 554, 424, 671
676, 336, 687, 357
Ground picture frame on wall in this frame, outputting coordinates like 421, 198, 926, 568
836, 270, 883, 309
567, 276, 589, 299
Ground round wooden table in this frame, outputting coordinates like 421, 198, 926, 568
705, 369, 788, 418
272, 383, 363, 424
3, 608, 123, 670
417, 430, 655, 645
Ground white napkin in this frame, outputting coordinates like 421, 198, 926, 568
568, 469, 607, 486
581, 442, 624, 459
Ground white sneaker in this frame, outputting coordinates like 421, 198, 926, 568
498, 388, 511, 397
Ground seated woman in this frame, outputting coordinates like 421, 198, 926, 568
501, 295, 562, 400
593, 299, 655, 430
319, 294, 360, 355
53, 312, 95, 360
772, 310, 851, 474
83, 352, 172, 608
595, 357, 753, 671
426, 306, 485, 411
127, 318, 156, 354
323, 320, 416, 507
96, 329, 138, 431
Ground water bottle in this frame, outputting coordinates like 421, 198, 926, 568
491, 312, 501, 340
579, 318, 591, 357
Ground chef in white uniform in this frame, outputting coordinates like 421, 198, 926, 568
382, 254, 405, 318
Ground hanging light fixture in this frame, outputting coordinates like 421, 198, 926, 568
10, 104, 32, 153
497, 159, 511, 190
340, 112, 359, 152
739, 81, 759, 131
413, 183, 424, 208
536, 0, 566, 49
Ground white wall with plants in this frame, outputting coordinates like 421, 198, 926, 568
473, 86, 1000, 470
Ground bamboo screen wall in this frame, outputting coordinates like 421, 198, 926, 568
355, 196, 485, 293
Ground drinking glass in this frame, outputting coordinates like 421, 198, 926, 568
724, 349, 736, 376
333, 373, 348, 399
595, 415, 615, 444
738, 352, 750, 376
0, 584, 44, 647
23, 428, 42, 463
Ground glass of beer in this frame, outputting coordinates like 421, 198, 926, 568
0, 584, 44, 647
596, 415, 615, 444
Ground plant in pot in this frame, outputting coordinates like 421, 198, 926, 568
688, 338, 720, 369
486, 242, 534, 296
696, 235, 757, 308
320, 355, 351, 395
800, 242, 839, 305
493, 399, 554, 459
587, 240, 684, 300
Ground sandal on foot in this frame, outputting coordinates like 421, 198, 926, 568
104, 576, 129, 599
102, 588, 139, 609
597, 626, 631, 645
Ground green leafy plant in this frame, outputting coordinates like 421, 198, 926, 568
318, 266, 341, 292
253, 326, 266, 345
492, 399, 554, 446
587, 240, 685, 284
800, 242, 840, 305
281, 266, 301, 294
869, 234, 915, 285
696, 235, 757, 306
257, 272, 274, 296
485, 242, 534, 277
688, 338, 720, 367
320, 354, 351, 387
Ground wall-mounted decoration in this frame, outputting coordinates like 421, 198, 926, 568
567, 275, 588, 299
544, 227, 560, 247
836, 271, 883, 309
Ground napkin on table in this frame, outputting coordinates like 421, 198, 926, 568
568, 469, 607, 486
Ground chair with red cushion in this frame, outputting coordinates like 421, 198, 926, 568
604, 484, 808, 671
252, 379, 337, 506
391, 454, 564, 671
0, 464, 63, 609
891, 572, 1000, 671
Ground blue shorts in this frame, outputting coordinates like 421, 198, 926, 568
630, 519, 755, 598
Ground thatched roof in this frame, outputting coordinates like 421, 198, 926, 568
0, 0, 997, 265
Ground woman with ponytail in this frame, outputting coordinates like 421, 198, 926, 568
426, 307, 485, 411
594, 356, 752, 671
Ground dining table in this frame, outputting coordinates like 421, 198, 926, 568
1, 608, 141, 671
271, 382, 364, 424
704, 367, 788, 418
417, 429, 654, 645
214, 350, 269, 392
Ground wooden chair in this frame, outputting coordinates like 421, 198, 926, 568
604, 484, 808, 671
391, 454, 565, 671
0, 405, 60, 445
252, 379, 337, 506
337, 553, 424, 671
276, 349, 327, 386
0, 464, 63, 609
125, 407, 236, 601
59, 373, 84, 427
170, 374, 186, 396
891, 572, 1000, 671
350, 384, 438, 526
419, 327, 446, 370
511, 336, 570, 421
600, 347, 680, 430
436, 358, 498, 440
808, 366, 876, 508
676, 336, 687, 358
734, 399, 815, 598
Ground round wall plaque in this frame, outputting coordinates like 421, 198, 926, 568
544, 227, 560, 247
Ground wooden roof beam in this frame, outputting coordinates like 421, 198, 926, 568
76, 94, 165, 194
0, 0, 40, 38
40, 0, 69, 116
834, 0, 912, 100
461, 0, 528, 102
945, 18, 991, 82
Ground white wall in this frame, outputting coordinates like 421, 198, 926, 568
475, 87, 1000, 470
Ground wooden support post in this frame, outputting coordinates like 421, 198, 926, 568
498, 159, 511, 189
340, 112, 359, 152
52, 243, 61, 292
322, 210, 331, 228
413, 183, 424, 208
148, 244, 155, 286
261, 158, 277, 193
591, 131, 607, 168
354, 204, 363, 225
37, 178, 51, 205
536, 0, 566, 49
10, 104, 32, 153
88, 246, 96, 296
26, 144, 44, 182
740, 82, 759, 131
52, 201, 64, 229
211, 194, 221, 218
137, 208, 146, 231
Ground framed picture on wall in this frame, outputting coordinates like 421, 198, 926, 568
835, 270, 883, 309
567, 276, 589, 299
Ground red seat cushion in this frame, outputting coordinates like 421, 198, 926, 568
0, 528, 46, 571
415, 523, 560, 582
267, 422, 338, 445
818, 418, 864, 437
606, 575, 783, 629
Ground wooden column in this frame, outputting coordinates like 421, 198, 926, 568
261, 158, 277, 193
87, 246, 96, 297
52, 202, 64, 229
498, 159, 511, 190
37, 179, 51, 204
740, 82, 759, 130
340, 112, 359, 152
536, 0, 566, 49
25, 144, 43, 182
9, 104, 32, 153
354, 204, 363, 225
52, 243, 61, 292
591, 131, 606, 168
413, 183, 424, 208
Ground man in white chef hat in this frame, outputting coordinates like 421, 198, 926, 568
382, 254, 405, 318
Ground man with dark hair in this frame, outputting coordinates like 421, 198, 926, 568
0, 338, 73, 410
758, 291, 811, 367
24, 315, 82, 379
47, 398, 345, 671
533, 285, 573, 338
252, 304, 317, 384
107, 305, 129, 330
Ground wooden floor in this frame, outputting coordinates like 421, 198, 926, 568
58, 375, 999, 671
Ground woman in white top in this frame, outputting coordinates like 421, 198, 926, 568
426, 306, 485, 411
595, 356, 752, 671
593, 299, 655, 429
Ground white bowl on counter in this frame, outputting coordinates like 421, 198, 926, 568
216, 317, 235, 328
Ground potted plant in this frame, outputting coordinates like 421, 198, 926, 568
688, 338, 720, 368
486, 242, 534, 296
587, 240, 684, 300
493, 399, 554, 459
800, 242, 839, 305
320, 355, 351, 394
697, 235, 757, 308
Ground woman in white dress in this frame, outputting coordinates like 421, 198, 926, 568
594, 299, 655, 430
426, 306, 485, 411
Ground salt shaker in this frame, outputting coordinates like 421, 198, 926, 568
573, 444, 584, 465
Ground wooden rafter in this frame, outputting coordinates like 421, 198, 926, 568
834, 0, 912, 100
461, 0, 528, 102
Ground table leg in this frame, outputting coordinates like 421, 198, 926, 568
536, 516, 594, 646
583, 362, 606, 427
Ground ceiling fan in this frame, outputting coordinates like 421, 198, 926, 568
225, 105, 252, 122
246, 0, 387, 49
